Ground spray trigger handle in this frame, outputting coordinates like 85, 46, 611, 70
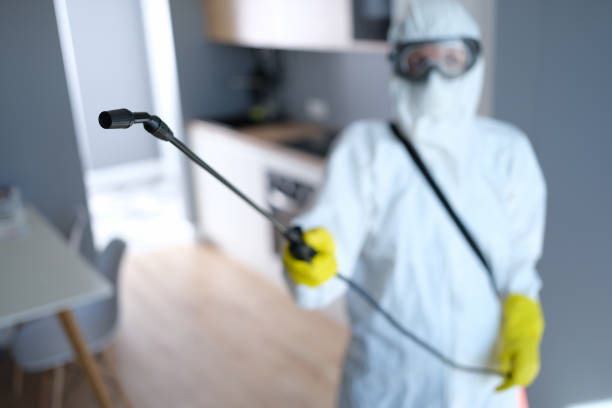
285, 226, 317, 263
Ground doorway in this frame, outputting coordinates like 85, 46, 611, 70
54, 0, 193, 251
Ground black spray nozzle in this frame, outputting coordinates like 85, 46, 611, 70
98, 109, 148, 129
98, 109, 173, 141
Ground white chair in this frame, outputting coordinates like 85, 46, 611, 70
10, 208, 128, 407
11, 238, 126, 370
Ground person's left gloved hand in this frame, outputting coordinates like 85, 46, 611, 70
496, 294, 545, 391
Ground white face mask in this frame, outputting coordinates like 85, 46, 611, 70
389, 58, 484, 186
389, 59, 484, 152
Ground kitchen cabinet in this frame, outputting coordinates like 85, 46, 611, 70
188, 120, 348, 325
188, 120, 324, 280
202, 0, 389, 52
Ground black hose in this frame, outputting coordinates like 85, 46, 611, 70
335, 273, 509, 378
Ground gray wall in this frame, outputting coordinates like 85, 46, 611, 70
279, 50, 392, 129
64, 0, 158, 170
169, 0, 255, 222
169, 0, 255, 121
495, 1, 612, 407
0, 0, 94, 259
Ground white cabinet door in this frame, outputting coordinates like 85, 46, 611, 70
189, 120, 347, 325
204, 0, 278, 47
203, 0, 353, 50
272, 0, 353, 49
190, 123, 273, 276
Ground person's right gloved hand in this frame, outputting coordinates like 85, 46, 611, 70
282, 227, 337, 287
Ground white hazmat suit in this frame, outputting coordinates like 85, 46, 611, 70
286, 0, 547, 406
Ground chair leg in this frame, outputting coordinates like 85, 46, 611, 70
40, 370, 51, 408
51, 366, 65, 408
12, 360, 24, 397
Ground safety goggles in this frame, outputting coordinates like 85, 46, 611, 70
390, 38, 481, 82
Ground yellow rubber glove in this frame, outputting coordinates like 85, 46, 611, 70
282, 227, 337, 287
497, 294, 545, 391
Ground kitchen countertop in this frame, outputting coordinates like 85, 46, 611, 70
196, 119, 338, 160
238, 122, 326, 144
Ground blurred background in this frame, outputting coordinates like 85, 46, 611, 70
0, 0, 610, 407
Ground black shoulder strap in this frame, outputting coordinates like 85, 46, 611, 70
389, 122, 499, 296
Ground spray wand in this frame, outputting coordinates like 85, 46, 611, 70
98, 109, 509, 379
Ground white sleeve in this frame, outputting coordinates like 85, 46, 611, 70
501, 136, 547, 299
284, 124, 376, 309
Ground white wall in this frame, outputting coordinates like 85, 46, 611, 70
61, 0, 159, 170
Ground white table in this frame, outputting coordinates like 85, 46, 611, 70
0, 207, 114, 407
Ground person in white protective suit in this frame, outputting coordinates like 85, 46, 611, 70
282, 0, 547, 407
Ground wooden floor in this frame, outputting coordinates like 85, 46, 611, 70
0, 244, 349, 407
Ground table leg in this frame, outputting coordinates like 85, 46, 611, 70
57, 310, 113, 408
